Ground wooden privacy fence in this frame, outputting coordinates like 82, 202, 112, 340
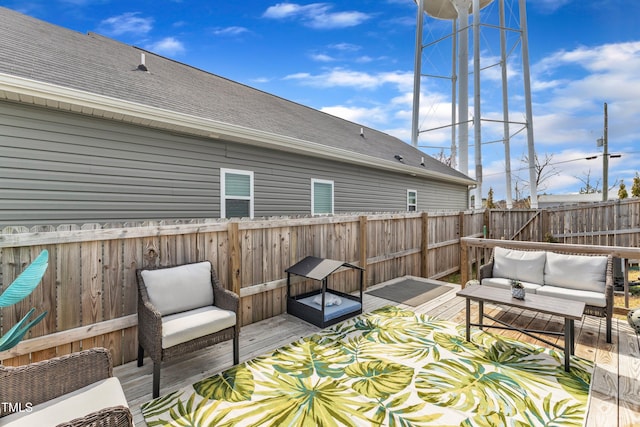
487, 199, 640, 246
0, 211, 484, 366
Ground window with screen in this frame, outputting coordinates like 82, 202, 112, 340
311, 179, 334, 215
407, 189, 417, 211
221, 169, 254, 218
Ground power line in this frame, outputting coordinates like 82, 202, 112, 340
482, 152, 631, 179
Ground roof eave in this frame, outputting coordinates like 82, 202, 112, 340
0, 73, 476, 186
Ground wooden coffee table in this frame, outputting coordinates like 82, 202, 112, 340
457, 285, 585, 372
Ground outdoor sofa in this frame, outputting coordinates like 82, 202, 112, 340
479, 246, 613, 343
0, 347, 133, 426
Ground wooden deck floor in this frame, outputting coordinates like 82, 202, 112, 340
115, 280, 640, 427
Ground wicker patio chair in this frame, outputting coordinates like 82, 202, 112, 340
0, 347, 133, 426
137, 260, 240, 398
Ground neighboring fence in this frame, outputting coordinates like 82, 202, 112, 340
487, 199, 640, 247
0, 211, 484, 366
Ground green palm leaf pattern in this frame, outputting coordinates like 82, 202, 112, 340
557, 367, 591, 400
416, 359, 527, 416
340, 335, 383, 362
168, 392, 232, 426
229, 374, 376, 426
141, 390, 183, 419
523, 393, 587, 426
193, 364, 255, 402
271, 336, 352, 378
461, 410, 532, 427
142, 306, 593, 427
345, 360, 414, 399
433, 330, 479, 354
371, 391, 442, 426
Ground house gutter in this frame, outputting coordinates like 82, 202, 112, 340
0, 73, 475, 186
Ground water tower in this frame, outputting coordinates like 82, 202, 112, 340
411, 0, 538, 209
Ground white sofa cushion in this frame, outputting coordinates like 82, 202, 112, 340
481, 277, 542, 294
1, 377, 128, 427
544, 252, 607, 293
492, 247, 547, 285
141, 262, 214, 316
536, 285, 607, 308
162, 306, 236, 349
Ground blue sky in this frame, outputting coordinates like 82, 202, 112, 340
4, 0, 640, 200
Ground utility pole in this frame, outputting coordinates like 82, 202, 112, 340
602, 102, 608, 202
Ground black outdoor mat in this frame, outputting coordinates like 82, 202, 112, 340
366, 278, 452, 306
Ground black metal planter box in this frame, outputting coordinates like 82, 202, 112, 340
285, 256, 364, 328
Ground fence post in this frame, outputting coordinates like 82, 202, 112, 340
359, 215, 368, 288
461, 238, 469, 287
483, 209, 490, 239
541, 208, 550, 242
228, 221, 242, 309
421, 212, 429, 278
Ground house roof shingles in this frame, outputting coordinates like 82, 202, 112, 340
0, 7, 473, 184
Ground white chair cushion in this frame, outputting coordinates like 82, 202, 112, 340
481, 277, 542, 293
544, 252, 607, 292
141, 262, 214, 316
162, 306, 236, 349
1, 377, 128, 427
492, 247, 546, 284
536, 285, 606, 308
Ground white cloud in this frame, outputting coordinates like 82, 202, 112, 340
321, 105, 387, 125
213, 26, 250, 36
355, 56, 374, 63
284, 67, 413, 90
532, 0, 573, 14
329, 42, 361, 52
310, 53, 335, 62
262, 3, 371, 29
146, 37, 185, 56
262, 2, 305, 19
99, 12, 153, 36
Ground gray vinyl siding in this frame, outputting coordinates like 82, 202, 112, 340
0, 102, 468, 227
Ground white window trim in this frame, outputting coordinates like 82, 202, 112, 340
311, 178, 334, 216
221, 168, 254, 219
407, 189, 418, 211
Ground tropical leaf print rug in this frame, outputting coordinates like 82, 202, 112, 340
141, 306, 593, 427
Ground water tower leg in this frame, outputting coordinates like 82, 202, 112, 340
411, 0, 424, 148
473, 0, 483, 209
519, 0, 538, 208
499, 0, 513, 209
452, 0, 471, 178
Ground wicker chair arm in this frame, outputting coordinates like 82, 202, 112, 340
604, 255, 614, 315
137, 298, 163, 358
138, 298, 163, 322
57, 405, 133, 427
0, 348, 112, 415
478, 261, 494, 282
214, 286, 240, 313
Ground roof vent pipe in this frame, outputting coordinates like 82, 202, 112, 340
137, 53, 148, 72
